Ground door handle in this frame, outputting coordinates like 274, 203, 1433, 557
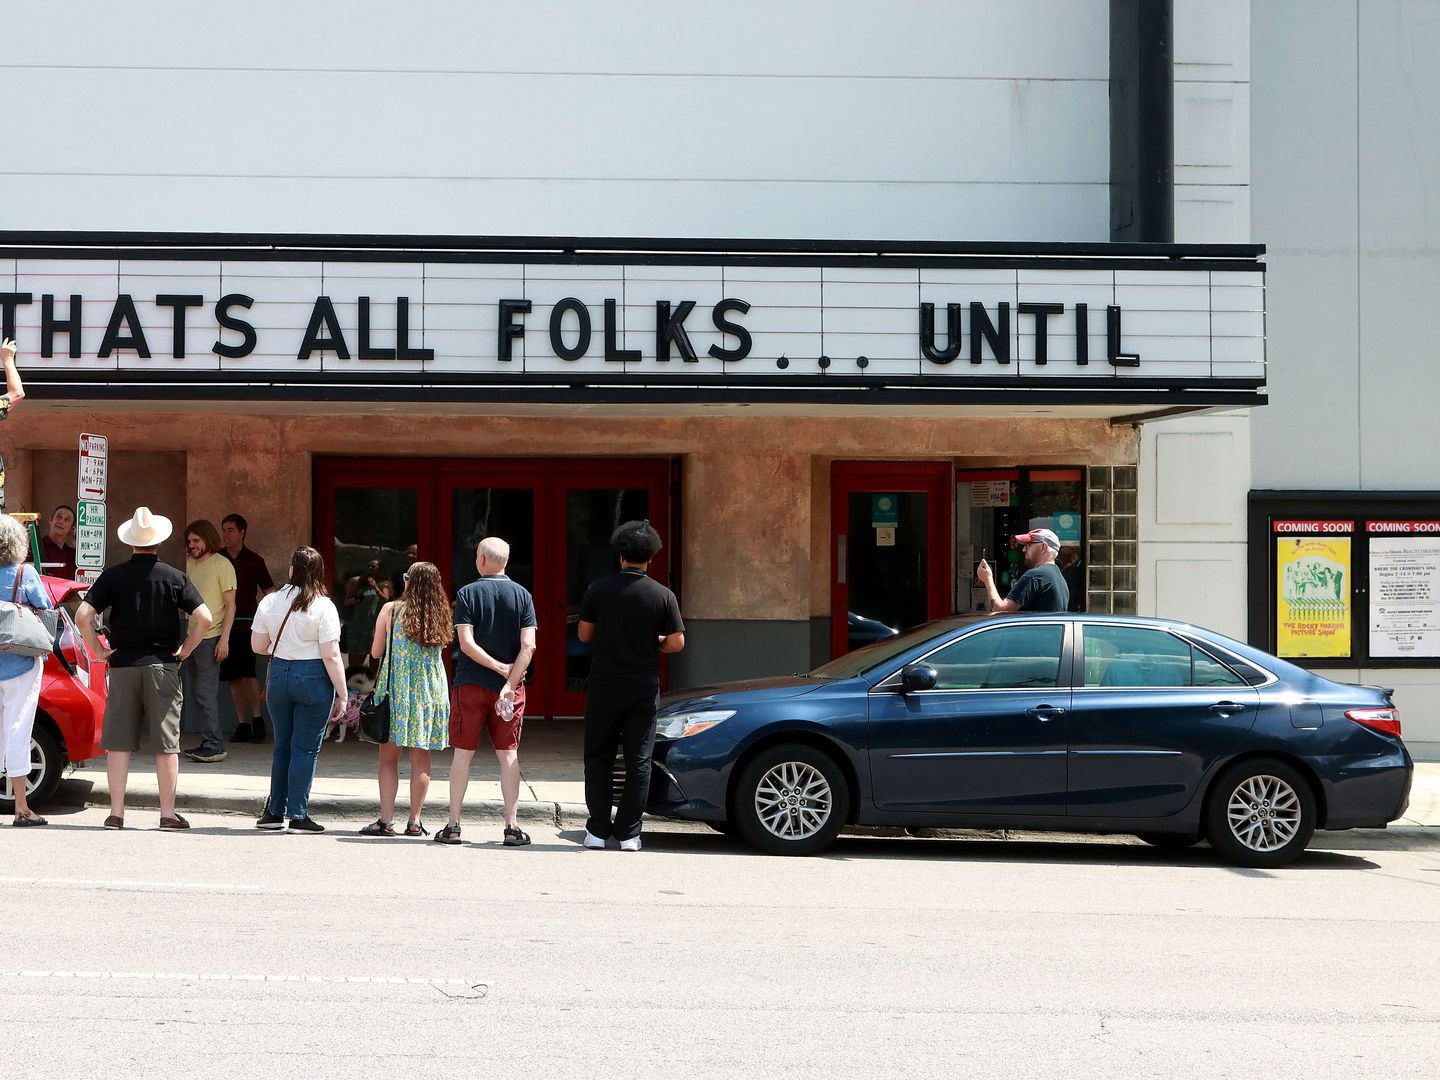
1025, 705, 1067, 721
1209, 701, 1248, 715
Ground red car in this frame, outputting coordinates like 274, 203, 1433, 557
0, 576, 107, 811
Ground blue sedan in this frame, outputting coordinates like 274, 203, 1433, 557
647, 613, 1413, 867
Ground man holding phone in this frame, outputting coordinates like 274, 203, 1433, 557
975, 528, 1069, 613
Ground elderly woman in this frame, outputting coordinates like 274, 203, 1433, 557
0, 513, 54, 826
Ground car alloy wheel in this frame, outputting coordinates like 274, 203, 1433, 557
1226, 774, 1302, 853
733, 744, 849, 856
754, 760, 833, 841
0, 725, 63, 810
1204, 758, 1316, 868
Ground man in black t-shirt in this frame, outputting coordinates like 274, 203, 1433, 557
577, 520, 685, 851
75, 507, 212, 831
976, 528, 1070, 614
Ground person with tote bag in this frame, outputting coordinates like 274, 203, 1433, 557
357, 561, 452, 837
0, 514, 56, 826
250, 547, 347, 834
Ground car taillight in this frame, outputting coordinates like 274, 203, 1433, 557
1346, 708, 1402, 737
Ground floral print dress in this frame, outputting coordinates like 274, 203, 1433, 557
375, 603, 450, 750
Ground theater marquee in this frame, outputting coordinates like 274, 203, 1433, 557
0, 235, 1265, 407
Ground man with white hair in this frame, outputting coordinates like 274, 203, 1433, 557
975, 528, 1070, 614
437, 536, 537, 847
76, 507, 212, 830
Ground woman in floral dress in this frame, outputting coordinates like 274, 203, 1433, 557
358, 561, 452, 836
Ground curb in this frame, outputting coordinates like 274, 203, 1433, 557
81, 790, 591, 827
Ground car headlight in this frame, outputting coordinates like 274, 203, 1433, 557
655, 709, 734, 739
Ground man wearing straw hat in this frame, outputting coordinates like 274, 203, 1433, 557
76, 507, 213, 830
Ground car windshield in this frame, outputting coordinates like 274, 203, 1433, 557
810, 618, 979, 680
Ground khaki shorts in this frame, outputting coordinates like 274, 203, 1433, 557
102, 664, 183, 755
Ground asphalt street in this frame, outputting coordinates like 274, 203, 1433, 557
6, 807, 1439, 1080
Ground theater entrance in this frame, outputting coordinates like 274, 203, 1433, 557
831, 462, 953, 657
314, 457, 674, 719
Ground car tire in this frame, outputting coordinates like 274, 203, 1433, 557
1134, 832, 1201, 849
0, 722, 64, 812
733, 744, 849, 856
1204, 758, 1316, 868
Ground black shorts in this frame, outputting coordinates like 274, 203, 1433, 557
219, 620, 259, 681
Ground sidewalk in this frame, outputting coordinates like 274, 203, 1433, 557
61, 721, 1440, 839
64, 719, 590, 825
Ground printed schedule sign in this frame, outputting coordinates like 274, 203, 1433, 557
1275, 533, 1352, 658
1368, 527, 1440, 659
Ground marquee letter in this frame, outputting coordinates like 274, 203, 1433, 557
919, 302, 963, 364
99, 294, 152, 358
708, 298, 752, 362
298, 296, 351, 360
213, 294, 257, 359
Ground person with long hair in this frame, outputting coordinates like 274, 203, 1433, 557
250, 547, 347, 834
0, 514, 54, 825
358, 561, 453, 837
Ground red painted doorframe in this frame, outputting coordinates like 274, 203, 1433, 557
829, 461, 953, 659
313, 456, 673, 719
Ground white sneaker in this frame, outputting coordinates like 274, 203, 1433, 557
619, 836, 642, 852
583, 832, 607, 849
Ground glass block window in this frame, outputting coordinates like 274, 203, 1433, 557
1087, 466, 1138, 615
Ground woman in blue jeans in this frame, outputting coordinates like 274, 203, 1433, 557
250, 547, 347, 833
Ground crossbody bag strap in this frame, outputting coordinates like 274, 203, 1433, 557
10, 567, 22, 605
383, 603, 399, 697
270, 602, 297, 657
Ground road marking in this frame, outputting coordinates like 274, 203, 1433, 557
5, 970, 492, 990
0, 876, 262, 893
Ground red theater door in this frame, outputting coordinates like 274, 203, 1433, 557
315, 457, 673, 718
830, 462, 952, 658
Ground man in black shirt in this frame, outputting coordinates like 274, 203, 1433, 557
75, 507, 212, 830
976, 528, 1070, 614
577, 520, 685, 851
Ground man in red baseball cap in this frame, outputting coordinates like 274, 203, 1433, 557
975, 527, 1070, 613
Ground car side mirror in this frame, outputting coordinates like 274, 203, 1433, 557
900, 663, 938, 693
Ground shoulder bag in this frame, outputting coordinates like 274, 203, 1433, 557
358, 605, 395, 744
0, 567, 61, 657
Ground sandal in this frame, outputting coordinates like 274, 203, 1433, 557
13, 810, 48, 827
404, 820, 429, 837
358, 819, 396, 837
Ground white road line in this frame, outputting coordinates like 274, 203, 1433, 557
0, 876, 262, 893
5, 971, 493, 989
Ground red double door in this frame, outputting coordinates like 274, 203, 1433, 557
314, 457, 674, 719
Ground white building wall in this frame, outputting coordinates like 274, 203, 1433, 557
1, 0, 1114, 241
1252, 0, 1440, 757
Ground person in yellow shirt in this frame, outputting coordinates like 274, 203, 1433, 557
183, 520, 237, 762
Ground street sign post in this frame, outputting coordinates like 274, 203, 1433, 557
79, 433, 108, 501
77, 433, 108, 585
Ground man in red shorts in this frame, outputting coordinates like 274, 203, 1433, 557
437, 536, 537, 847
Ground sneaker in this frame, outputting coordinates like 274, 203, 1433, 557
159, 814, 191, 831
434, 823, 462, 845
619, 836, 642, 852
256, 812, 286, 831
186, 748, 228, 763
583, 831, 607, 849
287, 816, 324, 834
230, 723, 253, 743
503, 826, 531, 847
249, 719, 267, 744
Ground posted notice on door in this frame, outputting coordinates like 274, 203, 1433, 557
1369, 537, 1440, 658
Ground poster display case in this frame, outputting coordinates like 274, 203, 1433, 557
1248, 494, 1440, 668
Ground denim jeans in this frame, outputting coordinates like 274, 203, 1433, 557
265, 658, 334, 820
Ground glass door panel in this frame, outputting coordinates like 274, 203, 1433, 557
564, 487, 651, 694
845, 490, 929, 650
330, 485, 421, 666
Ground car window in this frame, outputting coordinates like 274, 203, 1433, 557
922, 624, 1064, 690
1082, 625, 1244, 688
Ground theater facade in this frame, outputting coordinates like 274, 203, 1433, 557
0, 233, 1265, 717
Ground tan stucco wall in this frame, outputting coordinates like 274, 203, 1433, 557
2, 408, 1138, 619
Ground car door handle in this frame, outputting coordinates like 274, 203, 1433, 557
1025, 705, 1067, 721
1209, 701, 1248, 715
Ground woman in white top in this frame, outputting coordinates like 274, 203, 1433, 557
250, 546, 347, 834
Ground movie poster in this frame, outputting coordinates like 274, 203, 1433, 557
1276, 536, 1352, 658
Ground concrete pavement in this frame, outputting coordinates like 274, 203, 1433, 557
56, 718, 1440, 841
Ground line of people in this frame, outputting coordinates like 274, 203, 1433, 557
11, 500, 685, 849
